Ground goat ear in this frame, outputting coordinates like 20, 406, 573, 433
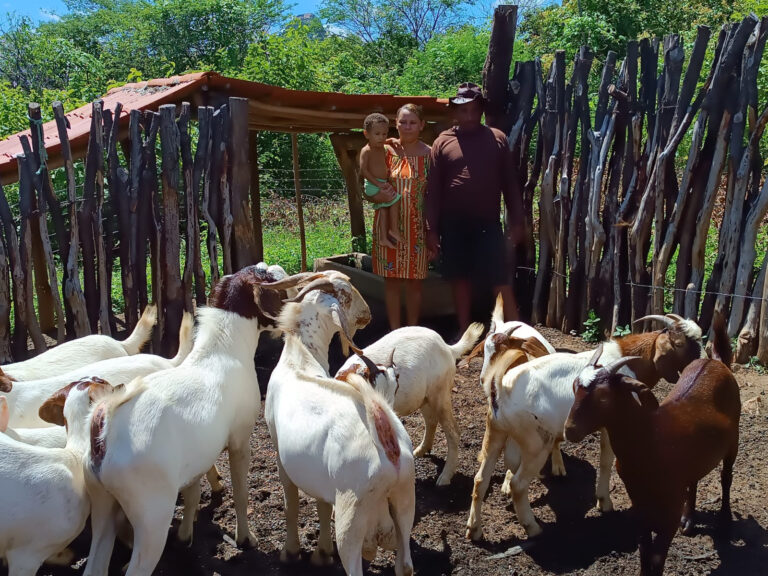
0, 375, 11, 393
38, 381, 80, 427
330, 303, 363, 357
622, 378, 659, 410
490, 293, 504, 333
458, 338, 486, 369
522, 338, 550, 359
652, 332, 681, 381
0, 396, 8, 433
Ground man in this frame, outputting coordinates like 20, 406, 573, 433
426, 82, 525, 332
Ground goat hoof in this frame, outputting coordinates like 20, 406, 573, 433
680, 516, 694, 536
280, 548, 302, 564
236, 530, 258, 549
413, 445, 430, 458
177, 527, 194, 547
45, 547, 75, 566
500, 471, 514, 497
597, 497, 614, 513
465, 525, 483, 541
310, 548, 335, 566
551, 463, 567, 477
524, 522, 543, 538
436, 471, 452, 486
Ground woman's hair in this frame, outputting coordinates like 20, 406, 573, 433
396, 103, 424, 121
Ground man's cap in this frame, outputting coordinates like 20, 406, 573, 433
449, 82, 483, 105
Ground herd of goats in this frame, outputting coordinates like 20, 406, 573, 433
0, 263, 742, 576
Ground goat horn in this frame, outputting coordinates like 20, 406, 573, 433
503, 324, 522, 337
357, 353, 383, 380
588, 343, 604, 367
262, 272, 325, 291
602, 355, 641, 376
387, 348, 396, 369
330, 305, 363, 357
284, 278, 336, 303
665, 313, 685, 323
633, 315, 676, 329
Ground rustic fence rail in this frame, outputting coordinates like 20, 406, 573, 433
2, 6, 768, 364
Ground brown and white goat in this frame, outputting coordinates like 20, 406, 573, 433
465, 314, 705, 540
564, 312, 739, 576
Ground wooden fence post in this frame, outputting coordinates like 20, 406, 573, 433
292, 133, 308, 272
483, 4, 518, 133
0, 179, 29, 359
229, 97, 256, 271
158, 104, 184, 356
200, 106, 221, 288
249, 131, 264, 263
0, 234, 10, 362
330, 133, 366, 254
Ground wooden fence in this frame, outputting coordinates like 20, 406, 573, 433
0, 98, 258, 360
486, 6, 768, 364
3, 5, 768, 365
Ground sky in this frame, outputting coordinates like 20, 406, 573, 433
3, 0, 325, 24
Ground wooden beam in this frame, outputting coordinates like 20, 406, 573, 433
483, 4, 518, 133
229, 97, 257, 270
291, 133, 307, 271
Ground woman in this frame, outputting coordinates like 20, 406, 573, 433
368, 104, 431, 329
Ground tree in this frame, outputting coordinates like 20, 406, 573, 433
319, 0, 474, 46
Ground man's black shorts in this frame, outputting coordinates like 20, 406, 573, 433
439, 219, 506, 284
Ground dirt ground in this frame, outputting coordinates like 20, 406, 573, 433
31, 315, 768, 576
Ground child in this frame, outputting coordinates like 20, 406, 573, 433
360, 112, 402, 249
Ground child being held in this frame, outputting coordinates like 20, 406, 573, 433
360, 113, 402, 249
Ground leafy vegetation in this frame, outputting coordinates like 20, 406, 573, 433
582, 309, 603, 343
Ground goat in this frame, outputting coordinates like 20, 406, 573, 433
0, 377, 120, 576
79, 268, 319, 576
4, 311, 195, 430
564, 311, 739, 576
266, 272, 415, 576
335, 322, 484, 486
1, 305, 157, 382
465, 313, 705, 540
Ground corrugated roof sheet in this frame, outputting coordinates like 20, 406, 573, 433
0, 71, 451, 184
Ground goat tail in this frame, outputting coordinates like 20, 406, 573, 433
449, 322, 485, 360
170, 311, 195, 366
89, 378, 148, 476
120, 305, 158, 355
711, 310, 733, 369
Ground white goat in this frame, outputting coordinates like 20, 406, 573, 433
335, 322, 483, 486
80, 267, 306, 576
0, 378, 120, 576
466, 314, 705, 540
4, 311, 194, 430
1, 305, 157, 382
266, 273, 415, 576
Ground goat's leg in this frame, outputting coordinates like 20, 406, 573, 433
228, 437, 257, 547
501, 438, 522, 497
178, 477, 203, 545
720, 444, 737, 522
414, 403, 438, 458
206, 464, 224, 493
7, 549, 50, 576
388, 486, 415, 576
436, 397, 461, 486
83, 480, 121, 576
44, 547, 75, 566
310, 500, 335, 566
596, 429, 615, 512
550, 438, 566, 477
277, 460, 301, 562
465, 421, 506, 541
647, 516, 677, 576
335, 490, 367, 576
123, 493, 176, 576
508, 442, 549, 537
638, 527, 653, 576
680, 482, 698, 535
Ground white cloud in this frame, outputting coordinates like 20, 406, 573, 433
39, 9, 61, 21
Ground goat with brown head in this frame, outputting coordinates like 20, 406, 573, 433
565, 311, 740, 576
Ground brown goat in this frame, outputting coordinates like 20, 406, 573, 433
564, 312, 740, 576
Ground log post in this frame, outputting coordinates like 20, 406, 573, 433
292, 133, 308, 272
330, 133, 366, 253
200, 106, 221, 288
249, 131, 264, 263
17, 155, 47, 352
212, 105, 233, 275
142, 111, 162, 353
0, 233, 10, 362
0, 178, 31, 359
229, 97, 257, 270
482, 4, 518, 133
159, 104, 184, 357
735, 254, 767, 363
179, 103, 195, 313
53, 101, 90, 337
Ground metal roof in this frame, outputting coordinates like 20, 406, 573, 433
0, 71, 451, 184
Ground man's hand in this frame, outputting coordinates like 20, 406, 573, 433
426, 230, 440, 261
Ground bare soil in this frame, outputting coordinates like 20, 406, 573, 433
32, 319, 768, 576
